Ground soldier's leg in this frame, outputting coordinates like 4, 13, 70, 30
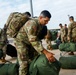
2, 45, 7, 59
61, 35, 64, 43
0, 44, 7, 62
16, 42, 29, 75
64, 37, 67, 43
68, 37, 76, 55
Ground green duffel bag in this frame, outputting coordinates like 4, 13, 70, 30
59, 42, 76, 52
59, 56, 76, 69
0, 49, 3, 59
0, 62, 19, 75
51, 31, 57, 41
29, 54, 61, 75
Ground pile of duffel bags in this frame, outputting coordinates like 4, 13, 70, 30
59, 55, 76, 69
29, 54, 61, 75
59, 42, 76, 52
0, 54, 61, 75
59, 42, 76, 69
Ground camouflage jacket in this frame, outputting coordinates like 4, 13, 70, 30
16, 18, 45, 53
0, 28, 7, 48
60, 27, 65, 37
68, 21, 76, 40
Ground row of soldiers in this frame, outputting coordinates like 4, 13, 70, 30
59, 23, 68, 43
59, 16, 76, 55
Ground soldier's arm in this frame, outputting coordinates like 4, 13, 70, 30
67, 24, 72, 41
25, 20, 55, 62
25, 20, 44, 54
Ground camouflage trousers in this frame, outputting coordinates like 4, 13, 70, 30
63, 36, 67, 42
72, 36, 76, 42
15, 41, 38, 75
61, 35, 64, 43
0, 44, 7, 59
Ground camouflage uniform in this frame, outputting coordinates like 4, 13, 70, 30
60, 27, 66, 43
44, 30, 52, 50
15, 18, 44, 75
0, 28, 7, 59
63, 26, 68, 42
68, 21, 76, 42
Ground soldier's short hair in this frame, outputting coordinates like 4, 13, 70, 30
69, 16, 74, 20
65, 24, 67, 26
40, 10, 51, 18
59, 23, 62, 26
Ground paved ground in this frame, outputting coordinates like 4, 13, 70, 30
51, 49, 76, 75
4, 39, 76, 75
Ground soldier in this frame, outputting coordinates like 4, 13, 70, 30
0, 24, 8, 62
63, 24, 68, 42
15, 10, 55, 75
44, 30, 52, 50
67, 16, 76, 55
59, 23, 65, 43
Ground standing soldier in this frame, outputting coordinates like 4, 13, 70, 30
59, 23, 65, 43
67, 16, 76, 55
63, 24, 68, 42
0, 24, 8, 62
15, 10, 55, 75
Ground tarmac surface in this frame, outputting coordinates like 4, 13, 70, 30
4, 39, 76, 75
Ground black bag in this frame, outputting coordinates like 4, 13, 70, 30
6, 44, 17, 57
37, 26, 47, 40
59, 56, 76, 69
0, 49, 3, 59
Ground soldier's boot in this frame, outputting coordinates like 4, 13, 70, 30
1, 57, 7, 62
68, 52, 74, 55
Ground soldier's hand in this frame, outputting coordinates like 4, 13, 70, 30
42, 49, 55, 62
45, 52, 55, 62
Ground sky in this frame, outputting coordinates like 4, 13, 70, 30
0, 0, 76, 29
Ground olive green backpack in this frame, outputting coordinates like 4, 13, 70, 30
6, 12, 29, 38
